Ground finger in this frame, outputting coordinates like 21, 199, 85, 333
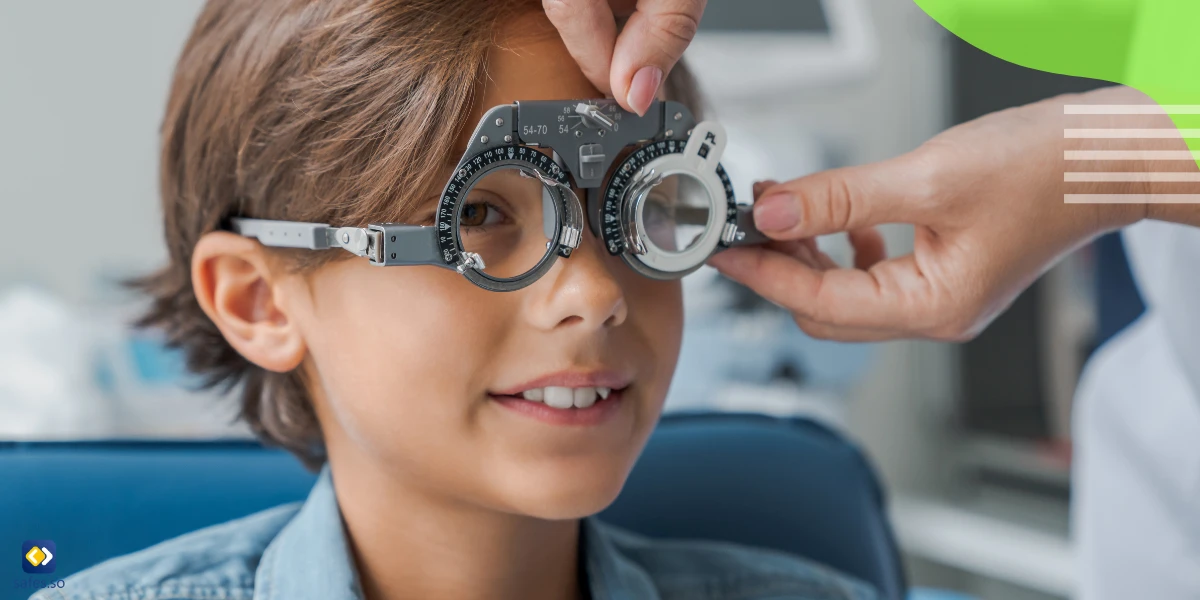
795, 242, 822, 269
810, 242, 840, 271
758, 239, 824, 270
754, 239, 838, 272
765, 180, 881, 270
707, 246, 934, 332
793, 315, 901, 343
543, 0, 619, 96
751, 155, 934, 241
779, 237, 838, 271
848, 227, 887, 270
610, 0, 706, 115
714, 246, 900, 341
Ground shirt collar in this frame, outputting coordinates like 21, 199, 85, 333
253, 465, 659, 600
254, 466, 363, 600
582, 517, 661, 600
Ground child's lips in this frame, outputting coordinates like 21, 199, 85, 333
490, 370, 633, 397
490, 387, 625, 426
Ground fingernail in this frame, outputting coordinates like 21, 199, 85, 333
627, 66, 663, 117
754, 194, 800, 232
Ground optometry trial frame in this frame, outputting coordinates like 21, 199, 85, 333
230, 100, 765, 292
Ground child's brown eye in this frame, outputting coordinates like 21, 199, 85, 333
459, 200, 508, 229
460, 202, 489, 227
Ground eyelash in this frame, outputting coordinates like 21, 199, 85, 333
460, 200, 511, 231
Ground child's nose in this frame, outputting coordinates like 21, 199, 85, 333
524, 227, 628, 331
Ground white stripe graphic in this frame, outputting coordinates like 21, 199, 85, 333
1065, 105, 1200, 115
1065, 150, 1200, 161
1064, 129, 1200, 138
1061, 114, 1200, 203
1065, 172, 1200, 182
1065, 194, 1200, 203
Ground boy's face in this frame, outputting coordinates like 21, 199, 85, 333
286, 13, 683, 518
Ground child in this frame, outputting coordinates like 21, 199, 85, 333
37, 1, 878, 599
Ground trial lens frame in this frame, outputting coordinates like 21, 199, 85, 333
231, 99, 764, 292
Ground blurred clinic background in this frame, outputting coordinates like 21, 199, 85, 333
0, 2, 1144, 599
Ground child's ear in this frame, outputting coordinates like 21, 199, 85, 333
191, 232, 307, 373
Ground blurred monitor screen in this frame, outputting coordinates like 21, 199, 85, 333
699, 0, 830, 34
686, 0, 873, 95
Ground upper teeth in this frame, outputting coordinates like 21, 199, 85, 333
522, 386, 612, 408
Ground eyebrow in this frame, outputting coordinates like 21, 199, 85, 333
398, 162, 458, 224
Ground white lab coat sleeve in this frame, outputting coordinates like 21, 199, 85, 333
1071, 220, 1200, 600
1123, 220, 1200, 407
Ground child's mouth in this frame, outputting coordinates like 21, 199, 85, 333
513, 385, 612, 408
489, 385, 627, 426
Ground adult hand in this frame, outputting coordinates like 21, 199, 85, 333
708, 86, 1199, 342
543, 0, 706, 116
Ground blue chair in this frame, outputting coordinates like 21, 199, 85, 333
1, 413, 905, 600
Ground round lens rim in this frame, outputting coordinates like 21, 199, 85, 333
635, 169, 716, 256
438, 146, 579, 292
629, 162, 723, 274
600, 141, 736, 280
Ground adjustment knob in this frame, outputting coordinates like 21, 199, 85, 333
574, 103, 616, 130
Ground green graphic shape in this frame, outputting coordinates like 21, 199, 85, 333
914, 0, 1200, 169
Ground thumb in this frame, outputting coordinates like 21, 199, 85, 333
752, 157, 931, 240
610, 0, 706, 116
543, 0, 619, 96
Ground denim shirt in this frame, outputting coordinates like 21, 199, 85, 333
31, 468, 878, 600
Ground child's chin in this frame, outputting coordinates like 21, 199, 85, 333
518, 495, 621, 521
500, 473, 628, 521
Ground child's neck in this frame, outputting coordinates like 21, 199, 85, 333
330, 458, 585, 600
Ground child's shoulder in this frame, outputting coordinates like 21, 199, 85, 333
29, 503, 302, 600
591, 519, 880, 600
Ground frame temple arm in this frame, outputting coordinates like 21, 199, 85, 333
230, 218, 333, 250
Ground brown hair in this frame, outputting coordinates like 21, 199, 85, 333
137, 0, 703, 470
